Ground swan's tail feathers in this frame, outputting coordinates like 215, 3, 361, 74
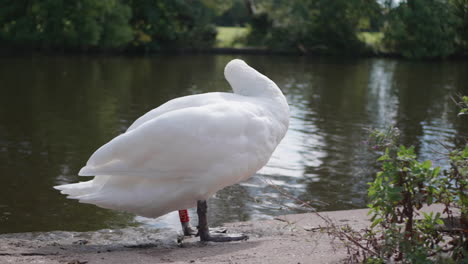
54, 181, 97, 198
54, 175, 110, 198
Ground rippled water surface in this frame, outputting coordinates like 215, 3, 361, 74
0, 55, 467, 233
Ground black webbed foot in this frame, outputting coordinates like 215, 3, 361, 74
196, 200, 249, 243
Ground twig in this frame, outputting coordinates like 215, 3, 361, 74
340, 231, 378, 256
263, 177, 379, 261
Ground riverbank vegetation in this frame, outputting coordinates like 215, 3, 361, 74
328, 97, 468, 263
0, 0, 467, 58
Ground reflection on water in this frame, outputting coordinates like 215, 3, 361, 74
0, 55, 467, 233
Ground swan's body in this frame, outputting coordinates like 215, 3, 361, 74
55, 59, 289, 222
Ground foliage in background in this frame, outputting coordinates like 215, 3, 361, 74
211, 0, 250, 26
452, 0, 468, 54
246, 0, 382, 54
0, 0, 133, 50
383, 0, 457, 59
0, 0, 218, 51
1, 0, 467, 56
125, 0, 216, 51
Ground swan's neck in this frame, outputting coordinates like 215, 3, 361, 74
228, 73, 289, 114
232, 76, 282, 97
224, 59, 290, 126
224, 60, 284, 99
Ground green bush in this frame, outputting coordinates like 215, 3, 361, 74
383, 0, 457, 58
452, 0, 468, 54
0, 0, 133, 50
0, 0, 217, 52
246, 0, 377, 54
364, 116, 468, 262
247, 0, 464, 57
126, 0, 217, 51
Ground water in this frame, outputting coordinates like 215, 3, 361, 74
0, 55, 467, 234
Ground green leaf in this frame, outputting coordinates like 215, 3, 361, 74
426, 195, 433, 205
371, 217, 384, 228
377, 153, 389, 161
422, 160, 432, 169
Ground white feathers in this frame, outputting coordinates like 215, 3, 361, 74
54, 59, 290, 218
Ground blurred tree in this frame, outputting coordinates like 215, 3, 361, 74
0, 0, 218, 52
247, 0, 381, 54
2, 0, 462, 56
383, 0, 457, 58
451, 0, 468, 53
213, 0, 250, 26
125, 0, 217, 51
0, 0, 133, 50
199, 0, 234, 15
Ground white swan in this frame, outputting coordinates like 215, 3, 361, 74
55, 59, 289, 242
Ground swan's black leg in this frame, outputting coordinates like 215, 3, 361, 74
197, 200, 248, 242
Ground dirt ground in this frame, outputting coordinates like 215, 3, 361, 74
0, 205, 448, 264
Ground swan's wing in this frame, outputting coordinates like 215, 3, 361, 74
79, 101, 272, 181
127, 92, 235, 132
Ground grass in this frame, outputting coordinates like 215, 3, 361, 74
215, 27, 386, 53
215, 26, 249, 48
358, 32, 384, 45
358, 32, 385, 51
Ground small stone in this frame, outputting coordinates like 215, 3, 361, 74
72, 240, 88, 245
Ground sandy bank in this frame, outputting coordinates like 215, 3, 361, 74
0, 205, 449, 264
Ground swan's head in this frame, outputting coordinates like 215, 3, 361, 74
224, 59, 250, 81
224, 59, 280, 98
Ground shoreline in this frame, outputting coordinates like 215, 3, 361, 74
2, 47, 467, 60
0, 204, 450, 264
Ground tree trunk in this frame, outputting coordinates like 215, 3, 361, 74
243, 0, 256, 16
